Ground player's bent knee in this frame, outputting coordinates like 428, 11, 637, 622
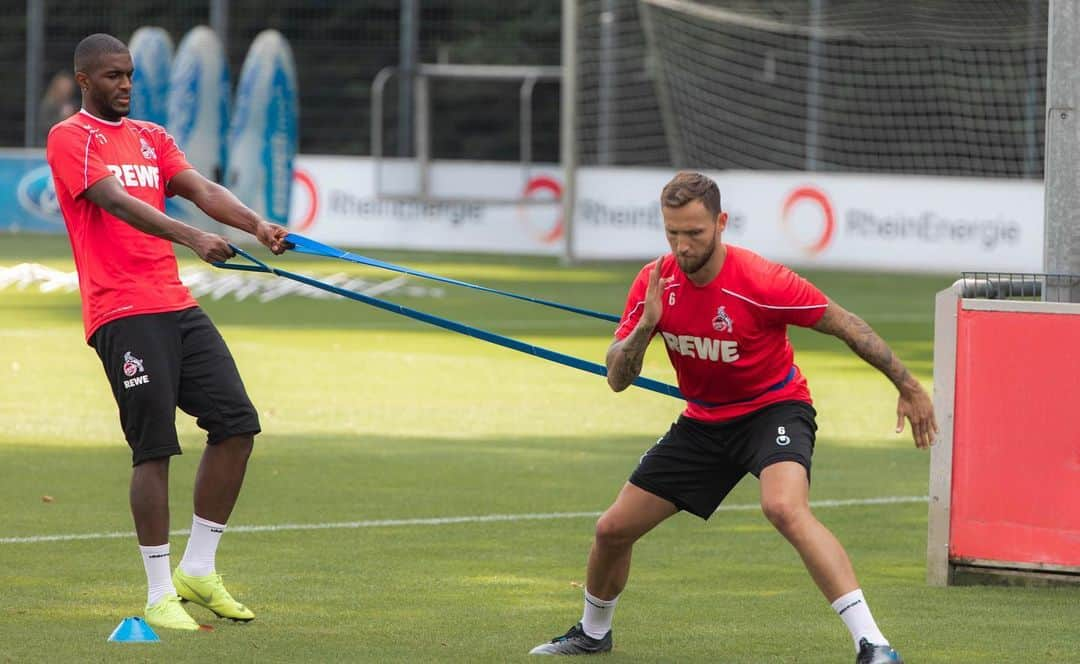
133, 455, 169, 471
594, 513, 640, 548
208, 430, 256, 452
760, 498, 811, 532
223, 433, 255, 452
226, 436, 254, 461
206, 434, 255, 466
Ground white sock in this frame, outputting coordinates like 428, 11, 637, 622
580, 589, 618, 639
179, 515, 227, 577
139, 543, 174, 606
831, 589, 888, 652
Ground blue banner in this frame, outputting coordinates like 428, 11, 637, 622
226, 30, 299, 225
2, 29, 299, 235
168, 26, 230, 184
167, 26, 231, 228
128, 27, 174, 126
0, 150, 65, 233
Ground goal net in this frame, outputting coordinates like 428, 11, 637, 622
576, 0, 1048, 177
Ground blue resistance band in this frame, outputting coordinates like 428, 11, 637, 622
283, 232, 621, 323
214, 243, 795, 408
214, 245, 688, 403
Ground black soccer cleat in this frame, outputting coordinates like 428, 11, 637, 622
529, 622, 613, 656
856, 638, 903, 664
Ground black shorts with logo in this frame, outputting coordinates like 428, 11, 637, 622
628, 401, 817, 519
90, 307, 261, 466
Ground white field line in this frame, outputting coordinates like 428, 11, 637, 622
0, 495, 927, 545
862, 313, 932, 323
0, 263, 443, 302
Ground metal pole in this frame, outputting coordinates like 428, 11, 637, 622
399, 0, 419, 157
560, 0, 578, 264
806, 0, 824, 171
520, 77, 537, 189
418, 63, 561, 80
210, 0, 229, 54
415, 73, 430, 197
371, 67, 396, 196
25, 0, 45, 147
1044, 0, 1080, 301
597, 0, 616, 165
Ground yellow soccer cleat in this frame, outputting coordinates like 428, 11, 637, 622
145, 593, 202, 631
172, 568, 255, 622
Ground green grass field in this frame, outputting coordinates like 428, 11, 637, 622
0, 234, 1075, 662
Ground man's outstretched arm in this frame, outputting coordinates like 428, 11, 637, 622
83, 176, 233, 263
166, 169, 288, 254
811, 298, 938, 448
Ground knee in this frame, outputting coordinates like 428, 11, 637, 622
219, 433, 254, 458
594, 513, 638, 550
761, 497, 811, 534
133, 456, 169, 478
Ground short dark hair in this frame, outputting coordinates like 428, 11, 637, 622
660, 171, 722, 218
74, 33, 129, 74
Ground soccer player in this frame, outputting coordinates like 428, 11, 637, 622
46, 33, 289, 631
529, 172, 935, 663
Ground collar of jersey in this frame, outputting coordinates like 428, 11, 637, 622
78, 109, 123, 127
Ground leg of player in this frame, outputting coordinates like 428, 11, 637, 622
133, 457, 202, 631
759, 461, 903, 664
174, 434, 256, 622
191, 433, 253, 525
131, 457, 171, 548
132, 458, 172, 606
530, 482, 678, 655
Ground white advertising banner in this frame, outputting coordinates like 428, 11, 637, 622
289, 156, 566, 255
575, 168, 1044, 272
289, 157, 1044, 273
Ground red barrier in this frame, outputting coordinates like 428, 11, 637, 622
950, 306, 1080, 567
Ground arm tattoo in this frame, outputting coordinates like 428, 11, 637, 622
606, 322, 655, 391
814, 306, 914, 391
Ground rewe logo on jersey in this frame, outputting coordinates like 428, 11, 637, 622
108, 164, 161, 189
660, 332, 740, 363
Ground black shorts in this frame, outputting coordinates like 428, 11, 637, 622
628, 401, 817, 520
90, 307, 261, 466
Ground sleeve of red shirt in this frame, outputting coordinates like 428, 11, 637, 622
763, 262, 829, 328
613, 263, 652, 340
150, 125, 195, 192
45, 125, 114, 199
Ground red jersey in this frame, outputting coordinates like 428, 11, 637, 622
615, 245, 828, 422
46, 110, 197, 341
